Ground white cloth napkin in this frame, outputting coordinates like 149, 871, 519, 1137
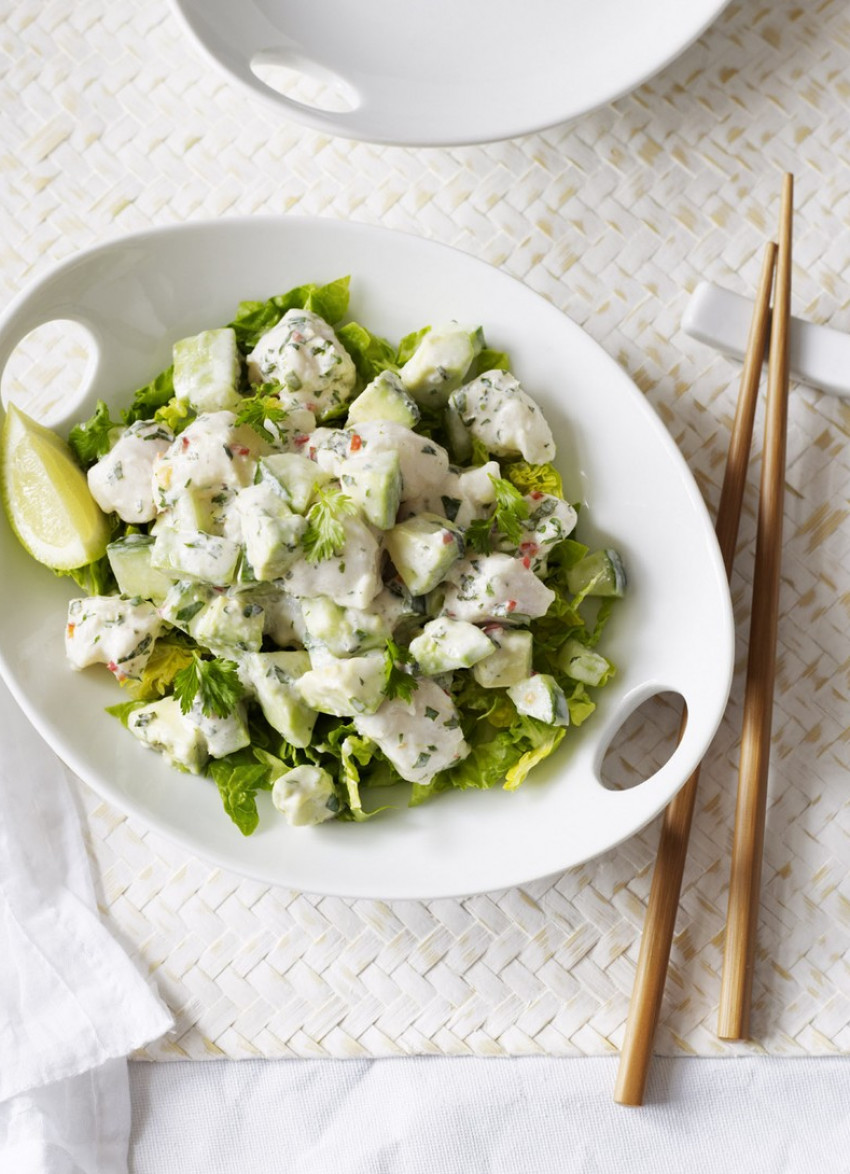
0, 679, 173, 1173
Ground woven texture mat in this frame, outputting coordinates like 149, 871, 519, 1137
2, 0, 850, 1059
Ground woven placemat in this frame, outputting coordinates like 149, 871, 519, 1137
2, 0, 850, 1059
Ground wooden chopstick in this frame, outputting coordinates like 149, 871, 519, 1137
717, 172, 794, 1040
613, 239, 777, 1106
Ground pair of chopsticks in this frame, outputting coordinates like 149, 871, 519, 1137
614, 173, 794, 1105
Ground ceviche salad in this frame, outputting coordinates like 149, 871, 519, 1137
0, 277, 626, 834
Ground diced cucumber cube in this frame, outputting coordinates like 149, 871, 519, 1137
558, 638, 613, 687
193, 594, 265, 654
384, 512, 464, 596
296, 654, 386, 717
257, 453, 332, 515
507, 673, 569, 726
338, 449, 402, 530
126, 697, 207, 774
399, 324, 483, 408
240, 651, 317, 748
565, 548, 626, 598
173, 327, 241, 412
301, 596, 391, 657
346, 370, 421, 428
409, 617, 494, 675
472, 628, 533, 688
107, 535, 176, 604
272, 765, 337, 826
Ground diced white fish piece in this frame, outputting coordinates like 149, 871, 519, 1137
279, 517, 381, 610
152, 410, 266, 509
354, 678, 469, 785
498, 493, 578, 569
305, 422, 449, 503
449, 370, 555, 464
401, 460, 500, 527
87, 419, 173, 524
65, 595, 163, 682
442, 553, 554, 623
247, 308, 356, 420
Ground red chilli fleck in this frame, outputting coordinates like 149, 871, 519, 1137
522, 556, 531, 569
232, 444, 251, 457
181, 436, 191, 450
66, 623, 75, 637
529, 490, 544, 500
506, 600, 517, 613
350, 434, 363, 452
442, 531, 455, 545
294, 434, 309, 447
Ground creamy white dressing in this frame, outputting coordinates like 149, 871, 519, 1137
87, 420, 173, 523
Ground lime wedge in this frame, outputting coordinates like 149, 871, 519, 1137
1, 402, 111, 570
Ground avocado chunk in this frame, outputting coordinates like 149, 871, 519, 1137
472, 628, 533, 688
257, 452, 332, 514
338, 449, 402, 530
296, 654, 386, 717
399, 324, 483, 408
192, 594, 265, 655
507, 673, 569, 726
558, 638, 613, 687
151, 526, 240, 586
409, 617, 494, 675
384, 513, 464, 596
240, 650, 317, 748
126, 697, 208, 774
301, 596, 392, 657
272, 765, 337, 826
346, 369, 421, 429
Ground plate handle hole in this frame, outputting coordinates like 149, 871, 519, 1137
250, 50, 360, 114
599, 690, 686, 791
0, 319, 98, 431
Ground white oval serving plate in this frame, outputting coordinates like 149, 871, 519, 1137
0, 217, 734, 898
169, 0, 731, 146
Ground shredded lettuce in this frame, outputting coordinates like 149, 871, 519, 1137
207, 748, 276, 836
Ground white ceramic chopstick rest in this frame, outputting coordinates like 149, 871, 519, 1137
683, 281, 850, 399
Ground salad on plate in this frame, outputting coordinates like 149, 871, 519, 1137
2, 277, 625, 835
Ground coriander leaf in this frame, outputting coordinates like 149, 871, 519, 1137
383, 638, 418, 702
464, 517, 494, 555
490, 475, 529, 545
172, 653, 243, 718
301, 485, 357, 563
235, 392, 289, 441
68, 400, 119, 467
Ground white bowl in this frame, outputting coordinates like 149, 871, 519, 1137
169, 0, 731, 146
0, 217, 734, 898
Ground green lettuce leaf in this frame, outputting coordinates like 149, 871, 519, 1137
122, 367, 175, 426
504, 460, 564, 499
229, 277, 351, 351
68, 399, 119, 467
396, 326, 430, 366
207, 747, 276, 837
467, 346, 511, 380
336, 321, 398, 384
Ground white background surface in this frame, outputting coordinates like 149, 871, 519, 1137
128, 1056, 850, 1172
2, 0, 850, 1166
